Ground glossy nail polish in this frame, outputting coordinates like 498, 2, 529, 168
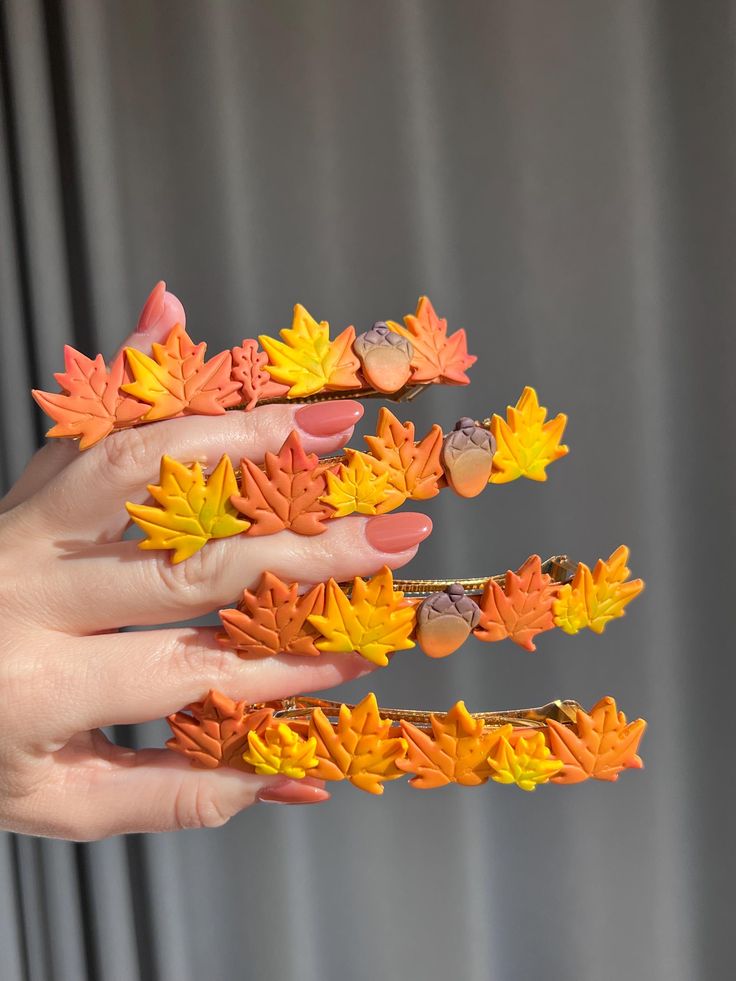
295, 400, 364, 436
365, 512, 433, 553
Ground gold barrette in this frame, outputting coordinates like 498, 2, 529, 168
166, 690, 646, 794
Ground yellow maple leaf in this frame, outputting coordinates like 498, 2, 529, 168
126, 453, 250, 563
489, 386, 569, 483
553, 545, 644, 635
488, 732, 563, 790
243, 724, 318, 779
321, 449, 391, 517
308, 566, 416, 666
258, 305, 361, 398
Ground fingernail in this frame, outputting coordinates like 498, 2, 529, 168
365, 512, 433, 553
295, 400, 364, 436
136, 280, 187, 334
257, 783, 330, 805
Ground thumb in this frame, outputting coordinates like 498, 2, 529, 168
113, 279, 187, 358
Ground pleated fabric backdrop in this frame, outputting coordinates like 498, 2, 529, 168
1, 2, 734, 979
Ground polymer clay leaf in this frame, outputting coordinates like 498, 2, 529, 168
32, 348, 147, 449
231, 431, 333, 535
387, 296, 476, 384
231, 338, 289, 409
489, 386, 569, 483
243, 724, 319, 779
308, 693, 408, 794
553, 545, 644, 635
488, 732, 563, 790
475, 554, 560, 651
320, 449, 391, 517
363, 407, 444, 511
546, 696, 646, 784
126, 454, 250, 562
259, 304, 361, 398
308, 566, 416, 666
219, 573, 326, 657
123, 324, 241, 420
397, 702, 512, 788
166, 691, 273, 771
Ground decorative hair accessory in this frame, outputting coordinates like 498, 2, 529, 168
166, 690, 647, 794
124, 388, 568, 562
217, 550, 644, 664
32, 283, 475, 449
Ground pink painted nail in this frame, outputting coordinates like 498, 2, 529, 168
295, 400, 364, 436
136, 280, 187, 334
257, 783, 330, 805
365, 512, 433, 553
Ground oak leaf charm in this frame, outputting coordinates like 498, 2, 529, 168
553, 545, 644, 635
488, 732, 563, 790
308, 566, 416, 666
219, 573, 326, 657
387, 296, 476, 384
259, 304, 361, 398
243, 724, 319, 779
231, 431, 333, 535
126, 454, 251, 562
308, 693, 408, 794
166, 691, 273, 771
546, 696, 646, 784
32, 348, 148, 449
231, 338, 289, 409
363, 407, 444, 512
397, 702, 512, 788
475, 554, 560, 651
489, 386, 569, 483
122, 324, 241, 420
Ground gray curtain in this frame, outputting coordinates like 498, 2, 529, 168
1, 1, 733, 979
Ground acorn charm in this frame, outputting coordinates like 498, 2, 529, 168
354, 323, 414, 393
442, 417, 497, 498
415, 583, 482, 658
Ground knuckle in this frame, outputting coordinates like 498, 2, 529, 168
155, 545, 226, 608
100, 426, 152, 484
174, 780, 234, 830
169, 633, 234, 687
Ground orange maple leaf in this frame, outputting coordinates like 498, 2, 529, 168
231, 339, 289, 409
166, 691, 273, 771
546, 696, 646, 784
387, 296, 476, 384
308, 693, 408, 794
32, 347, 148, 449
231, 431, 334, 535
396, 702, 512, 788
219, 573, 326, 657
363, 407, 444, 511
475, 554, 561, 651
122, 324, 241, 421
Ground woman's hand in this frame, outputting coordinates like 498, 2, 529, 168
0, 313, 431, 840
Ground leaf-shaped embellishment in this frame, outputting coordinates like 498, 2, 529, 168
363, 407, 444, 512
166, 691, 273, 771
546, 696, 646, 784
126, 454, 251, 562
553, 545, 645, 635
231, 338, 289, 409
488, 732, 563, 791
475, 554, 560, 651
218, 573, 326, 657
489, 386, 569, 483
122, 324, 241, 421
32, 348, 148, 449
387, 296, 476, 384
308, 566, 416, 667
396, 702, 512, 788
259, 304, 361, 398
231, 431, 333, 535
320, 449, 391, 517
243, 724, 319, 779
308, 693, 408, 794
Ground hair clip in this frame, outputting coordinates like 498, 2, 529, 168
166, 690, 646, 794
124, 388, 568, 562
217, 549, 643, 664
32, 282, 475, 450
